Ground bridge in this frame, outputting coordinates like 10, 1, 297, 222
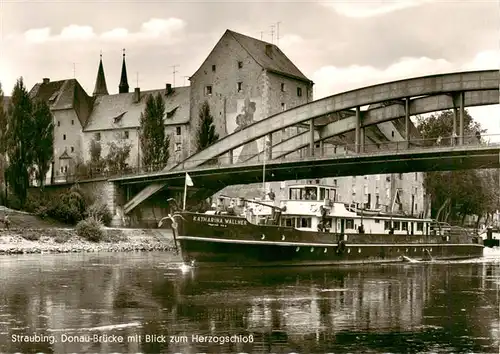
111, 138, 500, 189
121, 70, 499, 214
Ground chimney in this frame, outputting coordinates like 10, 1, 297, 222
265, 44, 273, 58
166, 83, 173, 96
42, 78, 50, 84
134, 87, 140, 103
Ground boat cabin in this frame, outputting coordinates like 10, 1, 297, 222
246, 183, 434, 236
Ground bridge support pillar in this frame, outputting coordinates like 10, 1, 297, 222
453, 106, 458, 146
309, 119, 315, 156
360, 127, 365, 153
405, 98, 410, 149
355, 107, 361, 153
459, 92, 465, 145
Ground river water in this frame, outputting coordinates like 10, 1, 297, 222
0, 250, 499, 354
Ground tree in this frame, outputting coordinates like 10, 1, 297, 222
0, 83, 7, 154
5, 78, 34, 207
417, 109, 493, 225
139, 93, 170, 171
105, 136, 132, 173
0, 83, 7, 202
196, 101, 219, 152
31, 99, 54, 189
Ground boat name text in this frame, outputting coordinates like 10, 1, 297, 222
193, 216, 247, 226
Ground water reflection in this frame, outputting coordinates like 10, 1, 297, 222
0, 252, 499, 353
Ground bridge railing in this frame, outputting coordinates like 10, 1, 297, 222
199, 132, 500, 168
35, 132, 500, 186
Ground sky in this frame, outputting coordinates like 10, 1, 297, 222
0, 0, 498, 137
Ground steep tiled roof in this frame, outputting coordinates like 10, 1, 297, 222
227, 30, 312, 83
84, 86, 190, 131
29, 79, 94, 126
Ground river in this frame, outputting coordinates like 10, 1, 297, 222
0, 250, 499, 353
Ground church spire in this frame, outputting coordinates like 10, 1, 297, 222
119, 48, 129, 94
93, 51, 109, 96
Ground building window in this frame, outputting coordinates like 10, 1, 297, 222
237, 82, 242, 92
280, 83, 285, 92
176, 126, 181, 136
399, 173, 403, 179
95, 132, 101, 141
402, 222, 408, 231
60, 167, 63, 173
281, 103, 286, 111
417, 222, 423, 231
415, 172, 418, 181
63, 134, 66, 140
205, 85, 212, 95
297, 87, 302, 97
57, 121, 60, 127
238, 61, 243, 69
212, 64, 216, 72
391, 131, 395, 138
124, 131, 129, 139
71, 146, 74, 152
64, 166, 68, 173
71, 120, 74, 125
175, 143, 182, 152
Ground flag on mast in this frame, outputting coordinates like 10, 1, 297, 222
185, 172, 194, 186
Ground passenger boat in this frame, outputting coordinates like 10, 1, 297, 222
167, 183, 484, 267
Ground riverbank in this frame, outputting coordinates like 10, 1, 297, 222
0, 227, 176, 255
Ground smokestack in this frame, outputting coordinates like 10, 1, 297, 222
166, 83, 173, 95
134, 87, 140, 103
42, 78, 50, 84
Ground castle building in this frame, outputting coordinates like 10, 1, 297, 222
28, 29, 426, 216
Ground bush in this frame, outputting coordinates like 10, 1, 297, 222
22, 231, 41, 241
54, 233, 71, 243
76, 216, 105, 242
84, 202, 112, 227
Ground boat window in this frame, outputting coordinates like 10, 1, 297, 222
417, 222, 423, 231
284, 218, 294, 227
303, 187, 317, 200
384, 221, 391, 230
300, 217, 312, 228
320, 188, 326, 200
375, 219, 380, 223
289, 188, 301, 200
393, 221, 400, 230
346, 218, 354, 229
402, 222, 408, 231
